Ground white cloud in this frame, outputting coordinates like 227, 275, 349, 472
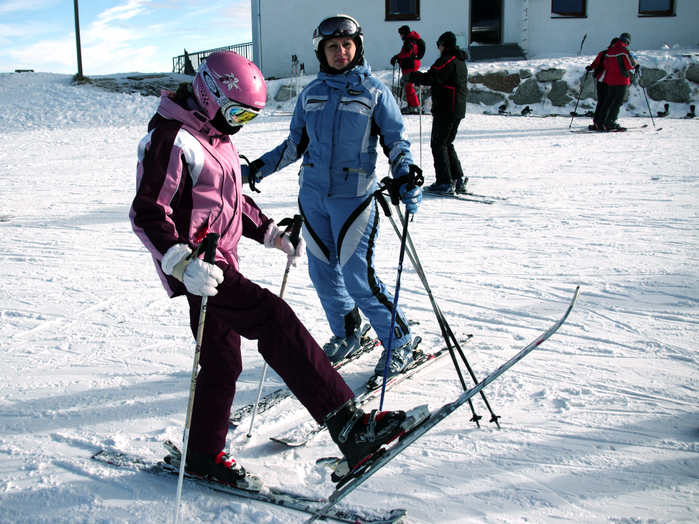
0, 0, 61, 16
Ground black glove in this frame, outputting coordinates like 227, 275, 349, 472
585, 65, 592, 72
390, 55, 398, 66
240, 156, 265, 193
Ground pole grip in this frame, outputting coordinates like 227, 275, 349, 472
289, 214, 303, 249
203, 233, 220, 264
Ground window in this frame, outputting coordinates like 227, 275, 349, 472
386, 0, 420, 21
551, 0, 586, 17
639, 0, 675, 16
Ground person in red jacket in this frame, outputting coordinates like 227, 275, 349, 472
391, 25, 422, 114
586, 38, 618, 130
597, 33, 638, 131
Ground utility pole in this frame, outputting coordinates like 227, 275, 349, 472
73, 0, 84, 80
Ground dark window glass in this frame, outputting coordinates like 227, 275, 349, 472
639, 0, 674, 16
386, 0, 420, 20
552, 0, 586, 17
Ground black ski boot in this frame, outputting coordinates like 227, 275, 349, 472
165, 448, 262, 490
325, 399, 407, 469
185, 450, 246, 483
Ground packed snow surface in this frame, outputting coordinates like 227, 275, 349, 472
1, 51, 698, 524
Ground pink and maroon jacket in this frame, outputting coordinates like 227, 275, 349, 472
130, 91, 273, 297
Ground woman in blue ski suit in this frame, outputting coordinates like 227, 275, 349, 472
244, 15, 422, 381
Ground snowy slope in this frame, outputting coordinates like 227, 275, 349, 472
0, 53, 698, 524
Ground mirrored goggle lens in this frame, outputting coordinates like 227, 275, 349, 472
223, 103, 260, 126
314, 17, 360, 39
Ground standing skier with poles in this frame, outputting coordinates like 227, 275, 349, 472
243, 15, 422, 384
390, 25, 422, 115
586, 38, 618, 131
596, 33, 638, 132
129, 51, 419, 499
402, 31, 469, 195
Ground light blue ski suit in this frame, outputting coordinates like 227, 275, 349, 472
252, 61, 414, 348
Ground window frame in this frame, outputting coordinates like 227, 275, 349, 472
551, 0, 587, 18
385, 0, 420, 21
638, 0, 675, 16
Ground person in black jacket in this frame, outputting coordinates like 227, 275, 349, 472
403, 31, 468, 194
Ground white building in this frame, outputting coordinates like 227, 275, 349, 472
250, 0, 697, 79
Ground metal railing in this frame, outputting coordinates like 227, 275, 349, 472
173, 42, 253, 75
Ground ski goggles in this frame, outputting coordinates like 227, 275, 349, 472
221, 100, 261, 126
313, 17, 361, 40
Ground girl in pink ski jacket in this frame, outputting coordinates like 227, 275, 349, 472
129, 51, 412, 486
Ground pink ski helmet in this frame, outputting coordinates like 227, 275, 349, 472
193, 51, 266, 126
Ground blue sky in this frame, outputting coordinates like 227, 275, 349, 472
1, 0, 252, 75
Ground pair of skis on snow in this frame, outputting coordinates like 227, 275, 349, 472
571, 123, 663, 133
93, 286, 580, 523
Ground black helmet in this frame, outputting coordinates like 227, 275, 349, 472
312, 14, 364, 73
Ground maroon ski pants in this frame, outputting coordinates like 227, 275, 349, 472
185, 263, 354, 454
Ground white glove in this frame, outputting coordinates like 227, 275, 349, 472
161, 243, 224, 296
264, 222, 306, 267
182, 258, 224, 296
279, 232, 306, 267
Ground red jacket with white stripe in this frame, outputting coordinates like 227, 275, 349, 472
600, 42, 637, 86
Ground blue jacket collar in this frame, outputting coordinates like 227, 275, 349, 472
318, 60, 372, 88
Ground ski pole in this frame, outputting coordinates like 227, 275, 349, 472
246, 215, 304, 439
639, 68, 657, 127
378, 167, 422, 410
418, 86, 422, 167
375, 188, 500, 427
174, 233, 220, 524
569, 70, 589, 129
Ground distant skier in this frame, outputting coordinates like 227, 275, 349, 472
403, 31, 469, 195
597, 33, 638, 132
243, 14, 422, 385
391, 25, 422, 114
586, 38, 618, 131
130, 50, 417, 486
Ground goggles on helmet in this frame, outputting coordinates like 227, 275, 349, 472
221, 100, 261, 126
313, 16, 361, 40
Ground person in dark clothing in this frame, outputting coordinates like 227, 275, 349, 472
597, 33, 638, 132
403, 31, 468, 194
586, 38, 618, 130
391, 25, 422, 114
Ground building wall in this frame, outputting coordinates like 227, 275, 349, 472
251, 0, 472, 78
251, 0, 699, 79
525, 0, 699, 59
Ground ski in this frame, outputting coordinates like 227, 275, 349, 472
307, 286, 581, 523
423, 192, 495, 204
483, 111, 561, 118
229, 324, 379, 427
271, 335, 472, 447
92, 442, 406, 524
571, 124, 662, 133
459, 191, 508, 201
